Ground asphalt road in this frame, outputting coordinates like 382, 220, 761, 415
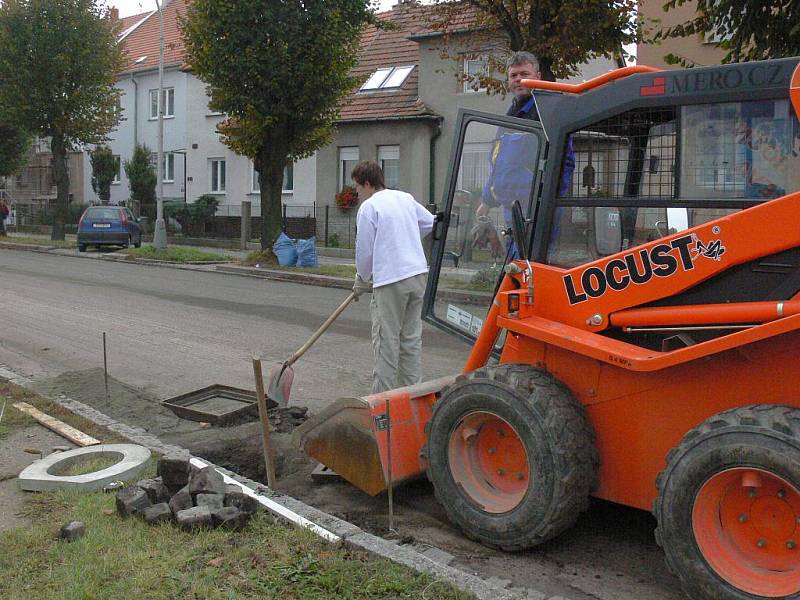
0, 248, 467, 407
0, 247, 683, 600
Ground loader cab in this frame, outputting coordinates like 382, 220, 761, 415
425, 58, 800, 348
423, 110, 547, 343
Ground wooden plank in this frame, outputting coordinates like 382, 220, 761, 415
12, 402, 100, 447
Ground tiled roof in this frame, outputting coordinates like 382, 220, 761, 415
118, 10, 152, 40
338, 2, 439, 123
119, 0, 188, 73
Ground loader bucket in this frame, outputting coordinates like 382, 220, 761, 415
293, 376, 456, 496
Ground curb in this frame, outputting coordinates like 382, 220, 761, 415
0, 364, 535, 600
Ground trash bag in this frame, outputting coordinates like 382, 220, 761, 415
296, 236, 319, 268
273, 232, 298, 266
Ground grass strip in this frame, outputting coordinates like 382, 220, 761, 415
0, 478, 467, 600
0, 235, 76, 248
123, 245, 232, 263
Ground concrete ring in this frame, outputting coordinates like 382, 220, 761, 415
18, 444, 151, 492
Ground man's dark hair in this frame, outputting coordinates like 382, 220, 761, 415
507, 51, 539, 73
351, 160, 385, 189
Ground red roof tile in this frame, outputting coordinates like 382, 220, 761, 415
120, 0, 187, 73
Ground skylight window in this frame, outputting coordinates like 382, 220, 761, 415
360, 65, 415, 91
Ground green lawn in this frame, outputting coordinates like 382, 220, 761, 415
0, 235, 76, 249
123, 245, 232, 263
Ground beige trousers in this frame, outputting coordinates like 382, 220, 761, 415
369, 273, 427, 394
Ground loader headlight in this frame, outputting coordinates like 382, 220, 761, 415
508, 293, 520, 315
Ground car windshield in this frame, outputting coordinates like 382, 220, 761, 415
87, 208, 120, 220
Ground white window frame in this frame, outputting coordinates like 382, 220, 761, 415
209, 158, 226, 194
359, 65, 414, 92
112, 155, 121, 184
463, 56, 488, 93
149, 87, 175, 120
339, 147, 359, 188
378, 145, 400, 189
163, 152, 175, 183
250, 162, 294, 194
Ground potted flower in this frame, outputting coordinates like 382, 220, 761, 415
335, 185, 359, 211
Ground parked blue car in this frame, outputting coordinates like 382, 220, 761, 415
77, 206, 142, 252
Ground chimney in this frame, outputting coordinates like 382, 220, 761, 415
110, 7, 119, 21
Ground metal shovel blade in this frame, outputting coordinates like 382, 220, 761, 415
267, 362, 294, 408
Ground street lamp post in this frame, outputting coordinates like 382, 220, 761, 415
152, 0, 167, 249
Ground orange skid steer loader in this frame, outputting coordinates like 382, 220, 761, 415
295, 58, 800, 599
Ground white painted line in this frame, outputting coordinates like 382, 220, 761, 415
189, 457, 340, 543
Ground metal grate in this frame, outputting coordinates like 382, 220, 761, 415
562, 107, 678, 202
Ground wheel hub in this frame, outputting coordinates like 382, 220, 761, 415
448, 411, 529, 514
693, 467, 800, 597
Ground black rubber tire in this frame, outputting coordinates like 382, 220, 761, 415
78, 244, 86, 253
654, 405, 800, 600
134, 235, 141, 249
424, 363, 598, 551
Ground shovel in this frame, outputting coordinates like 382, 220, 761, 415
267, 291, 357, 407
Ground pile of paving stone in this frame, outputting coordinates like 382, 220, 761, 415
114, 450, 259, 531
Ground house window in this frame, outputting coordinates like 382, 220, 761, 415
149, 87, 175, 119
463, 56, 488, 93
150, 152, 175, 183
112, 155, 121, 184
339, 147, 359, 188
163, 153, 174, 183
359, 66, 414, 91
457, 142, 492, 194
251, 163, 294, 193
378, 145, 400, 189
209, 158, 226, 193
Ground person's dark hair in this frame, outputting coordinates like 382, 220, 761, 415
507, 51, 539, 73
351, 160, 385, 189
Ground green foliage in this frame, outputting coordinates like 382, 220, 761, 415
655, 0, 800, 65
0, 122, 30, 177
124, 245, 230, 263
124, 144, 157, 213
164, 194, 220, 230
426, 0, 637, 83
327, 232, 341, 248
0, 0, 125, 240
90, 146, 117, 204
181, 0, 377, 249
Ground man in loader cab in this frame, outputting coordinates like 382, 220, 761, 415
476, 51, 575, 258
351, 160, 435, 394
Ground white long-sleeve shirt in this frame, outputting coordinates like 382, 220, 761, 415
355, 189, 435, 288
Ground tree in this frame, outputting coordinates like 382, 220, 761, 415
181, 0, 377, 251
427, 0, 637, 84
0, 0, 124, 240
655, 0, 800, 66
124, 144, 156, 217
0, 122, 30, 178
90, 146, 117, 205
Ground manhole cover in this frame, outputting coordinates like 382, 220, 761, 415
162, 384, 276, 426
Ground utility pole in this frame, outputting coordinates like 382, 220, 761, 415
153, 0, 167, 249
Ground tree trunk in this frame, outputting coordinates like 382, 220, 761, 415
50, 132, 70, 241
257, 151, 287, 253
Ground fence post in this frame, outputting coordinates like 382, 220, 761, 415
282, 203, 287, 232
324, 204, 329, 247
241, 201, 251, 250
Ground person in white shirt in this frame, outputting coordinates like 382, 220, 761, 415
352, 160, 435, 394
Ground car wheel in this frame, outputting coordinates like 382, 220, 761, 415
134, 234, 141, 249
78, 244, 86, 253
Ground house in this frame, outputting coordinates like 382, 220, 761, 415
638, 0, 726, 69
81, 0, 620, 239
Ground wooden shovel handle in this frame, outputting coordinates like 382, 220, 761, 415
285, 292, 356, 368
